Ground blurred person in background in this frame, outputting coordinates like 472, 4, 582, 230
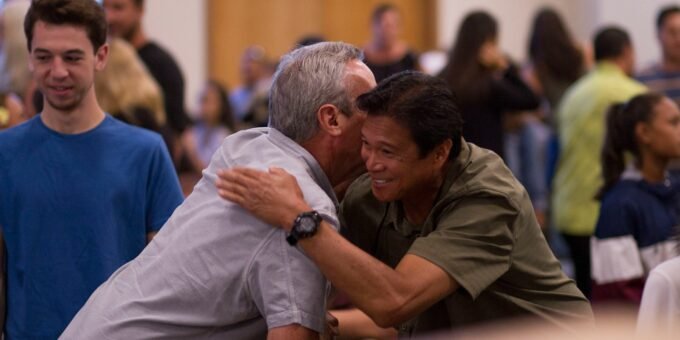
439, 10, 539, 159
363, 3, 419, 83
591, 93, 680, 305
638, 5, 680, 106
230, 45, 274, 126
0, 92, 23, 130
552, 26, 646, 299
103, 0, 190, 136
181, 79, 235, 174
505, 7, 590, 230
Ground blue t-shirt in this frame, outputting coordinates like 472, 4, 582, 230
0, 115, 184, 339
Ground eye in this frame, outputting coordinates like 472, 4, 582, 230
35, 54, 50, 62
64, 55, 83, 63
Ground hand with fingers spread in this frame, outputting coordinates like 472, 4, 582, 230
216, 167, 312, 231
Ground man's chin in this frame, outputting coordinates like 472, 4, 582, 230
46, 99, 79, 113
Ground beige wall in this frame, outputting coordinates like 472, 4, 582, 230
143, 0, 206, 116
208, 0, 436, 90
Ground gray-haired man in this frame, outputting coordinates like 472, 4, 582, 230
61, 42, 376, 339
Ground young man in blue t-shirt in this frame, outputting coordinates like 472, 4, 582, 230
0, 0, 183, 338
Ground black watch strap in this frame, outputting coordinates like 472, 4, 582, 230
286, 210, 321, 246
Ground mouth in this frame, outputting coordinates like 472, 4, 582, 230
371, 178, 392, 188
48, 85, 73, 96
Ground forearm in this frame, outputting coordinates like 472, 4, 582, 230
267, 324, 318, 340
297, 222, 419, 327
333, 308, 397, 339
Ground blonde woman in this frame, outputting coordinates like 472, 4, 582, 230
95, 38, 178, 163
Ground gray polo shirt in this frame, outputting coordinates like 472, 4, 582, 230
61, 128, 339, 339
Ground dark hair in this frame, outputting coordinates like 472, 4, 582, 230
24, 0, 107, 52
528, 7, 583, 84
206, 79, 235, 131
598, 92, 665, 199
357, 71, 463, 160
657, 5, 680, 31
439, 10, 497, 105
593, 26, 631, 61
133, 0, 144, 8
371, 3, 398, 24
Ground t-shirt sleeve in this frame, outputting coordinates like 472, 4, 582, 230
591, 197, 644, 287
408, 195, 517, 299
145, 138, 184, 232
247, 229, 330, 334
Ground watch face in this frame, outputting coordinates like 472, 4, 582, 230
298, 216, 318, 233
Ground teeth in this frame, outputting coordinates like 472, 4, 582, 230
374, 179, 387, 184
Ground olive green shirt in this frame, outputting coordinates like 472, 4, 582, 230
340, 141, 593, 337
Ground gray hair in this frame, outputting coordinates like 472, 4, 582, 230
268, 41, 363, 143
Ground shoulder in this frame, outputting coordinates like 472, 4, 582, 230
343, 174, 383, 217
649, 257, 680, 282
103, 116, 165, 149
599, 180, 643, 211
0, 116, 37, 143
0, 117, 41, 159
218, 128, 338, 217
595, 180, 641, 236
636, 63, 664, 80
138, 41, 181, 69
450, 143, 527, 208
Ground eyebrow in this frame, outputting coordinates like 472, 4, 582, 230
361, 133, 399, 149
33, 48, 86, 55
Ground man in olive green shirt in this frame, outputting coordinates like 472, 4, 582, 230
553, 27, 646, 298
218, 72, 593, 338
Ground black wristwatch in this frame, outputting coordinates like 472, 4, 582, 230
286, 211, 322, 246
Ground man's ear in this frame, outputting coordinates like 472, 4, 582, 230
94, 43, 109, 72
434, 139, 453, 165
317, 104, 342, 137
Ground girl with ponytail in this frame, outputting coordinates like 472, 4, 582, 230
591, 93, 680, 305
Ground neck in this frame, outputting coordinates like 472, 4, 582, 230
302, 134, 364, 193
129, 28, 148, 50
402, 164, 448, 225
662, 56, 680, 72
603, 58, 630, 76
41, 90, 105, 134
639, 152, 668, 183
371, 38, 395, 52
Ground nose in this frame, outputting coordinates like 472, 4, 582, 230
50, 58, 68, 79
363, 150, 384, 172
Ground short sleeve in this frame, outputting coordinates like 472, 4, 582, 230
247, 230, 328, 333
591, 197, 644, 285
408, 196, 516, 299
145, 138, 184, 232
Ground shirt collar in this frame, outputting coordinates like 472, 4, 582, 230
267, 128, 340, 209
